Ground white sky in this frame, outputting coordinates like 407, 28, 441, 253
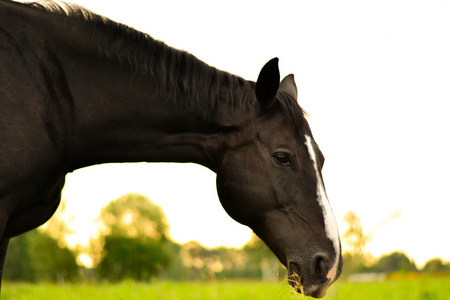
51, 0, 450, 267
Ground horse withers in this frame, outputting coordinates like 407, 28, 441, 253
0, 0, 342, 297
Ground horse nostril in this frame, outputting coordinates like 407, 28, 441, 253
313, 254, 330, 281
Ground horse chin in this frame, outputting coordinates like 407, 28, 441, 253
287, 262, 329, 299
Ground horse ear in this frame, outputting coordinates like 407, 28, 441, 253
255, 58, 280, 110
280, 74, 298, 100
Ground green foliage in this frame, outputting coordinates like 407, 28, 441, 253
174, 241, 248, 281
422, 258, 450, 273
97, 236, 171, 281
4, 233, 34, 282
168, 235, 285, 282
94, 194, 173, 281
340, 211, 432, 277
371, 251, 417, 273
7, 203, 447, 286
4, 230, 79, 282
242, 234, 285, 280
341, 253, 370, 277
40, 198, 74, 247
98, 193, 169, 240
344, 251, 420, 275
342, 210, 371, 257
340, 210, 374, 276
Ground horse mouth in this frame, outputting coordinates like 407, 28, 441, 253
287, 262, 304, 293
287, 262, 329, 298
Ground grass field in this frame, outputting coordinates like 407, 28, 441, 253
3, 277, 450, 300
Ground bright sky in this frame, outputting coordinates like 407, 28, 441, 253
53, 0, 450, 267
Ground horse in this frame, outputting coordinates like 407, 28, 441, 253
0, 0, 342, 297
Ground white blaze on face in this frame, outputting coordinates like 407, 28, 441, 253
304, 135, 340, 281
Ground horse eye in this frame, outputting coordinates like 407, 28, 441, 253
273, 152, 291, 166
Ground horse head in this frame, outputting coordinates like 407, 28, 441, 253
216, 58, 342, 298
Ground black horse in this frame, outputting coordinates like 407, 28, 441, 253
0, 1, 342, 297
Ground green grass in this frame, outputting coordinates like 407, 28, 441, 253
3, 277, 450, 300
4, 281, 296, 300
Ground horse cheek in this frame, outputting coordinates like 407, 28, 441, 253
216, 167, 246, 225
216, 155, 262, 226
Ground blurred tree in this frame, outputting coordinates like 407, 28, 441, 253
213, 246, 248, 279
4, 230, 79, 282
179, 241, 214, 280
4, 233, 34, 281
341, 252, 370, 276
422, 258, 450, 273
28, 230, 79, 282
97, 193, 169, 241
177, 241, 248, 281
94, 193, 173, 281
243, 234, 284, 280
372, 251, 417, 273
97, 236, 171, 281
341, 211, 373, 276
165, 236, 286, 281
342, 211, 371, 256
160, 242, 191, 280
40, 198, 74, 247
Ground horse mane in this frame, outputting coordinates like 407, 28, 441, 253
23, 1, 306, 130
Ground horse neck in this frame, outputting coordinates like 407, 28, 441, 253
43, 18, 253, 172
3, 2, 255, 172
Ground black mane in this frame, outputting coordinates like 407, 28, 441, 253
24, 1, 306, 129
24, 1, 253, 118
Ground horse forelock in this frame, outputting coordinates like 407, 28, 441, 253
275, 92, 309, 138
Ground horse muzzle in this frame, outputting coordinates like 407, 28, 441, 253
287, 254, 337, 298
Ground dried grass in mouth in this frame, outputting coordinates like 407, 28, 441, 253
287, 272, 304, 294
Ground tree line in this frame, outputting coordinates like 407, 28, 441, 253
5, 194, 282, 283
4, 195, 450, 283
340, 210, 450, 277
